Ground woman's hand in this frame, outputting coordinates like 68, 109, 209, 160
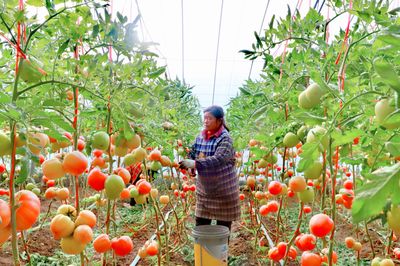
179, 159, 195, 169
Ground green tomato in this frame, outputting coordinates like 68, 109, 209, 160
32, 188, 41, 196
19, 58, 45, 83
298, 91, 315, 109
370, 257, 381, 266
303, 161, 323, 179
306, 126, 329, 151
26, 183, 36, 191
130, 187, 139, 198
105, 174, 125, 200
283, 132, 299, 148
305, 83, 323, 106
297, 126, 308, 140
132, 147, 147, 162
150, 161, 162, 171
297, 186, 314, 203
387, 204, 400, 235
124, 153, 136, 166
257, 158, 268, 169
134, 194, 147, 204
92, 131, 110, 151
375, 99, 400, 130
0, 132, 12, 156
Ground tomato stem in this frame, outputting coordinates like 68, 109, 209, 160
283, 202, 304, 266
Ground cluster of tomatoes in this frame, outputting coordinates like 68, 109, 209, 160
267, 213, 335, 264
50, 206, 97, 255
0, 190, 40, 247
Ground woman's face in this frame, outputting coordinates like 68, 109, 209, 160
203, 112, 222, 131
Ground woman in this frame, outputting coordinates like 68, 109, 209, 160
179, 105, 240, 230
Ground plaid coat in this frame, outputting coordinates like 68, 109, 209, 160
190, 128, 240, 221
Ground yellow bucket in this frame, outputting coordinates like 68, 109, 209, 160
192, 225, 230, 266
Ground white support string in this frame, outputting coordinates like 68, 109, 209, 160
212, 0, 224, 105
181, 0, 185, 84
248, 0, 271, 80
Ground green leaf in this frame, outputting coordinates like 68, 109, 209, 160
0, 92, 11, 104
16, 158, 30, 185
292, 111, 326, 125
43, 99, 66, 107
331, 129, 363, 147
239, 87, 252, 96
374, 59, 400, 93
352, 163, 400, 223
377, 34, 400, 48
57, 39, 70, 57
51, 117, 74, 132
92, 25, 99, 38
251, 105, 268, 119
298, 142, 319, 160
26, 0, 43, 7
148, 67, 166, 79
310, 71, 340, 99
297, 157, 314, 172
123, 119, 134, 140
385, 142, 400, 157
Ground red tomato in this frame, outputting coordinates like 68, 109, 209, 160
0, 189, 9, 196
239, 193, 245, 200
321, 248, 338, 264
111, 236, 133, 256
46, 180, 55, 187
146, 241, 159, 256
297, 234, 316, 251
309, 213, 334, 238
148, 150, 162, 161
276, 242, 287, 256
301, 252, 322, 266
266, 200, 279, 213
345, 237, 355, 248
87, 167, 107, 191
0, 199, 11, 229
137, 180, 151, 195
77, 139, 86, 151
268, 181, 283, 195
0, 164, 5, 174
259, 205, 269, 216
39, 155, 45, 165
93, 149, 103, 158
303, 206, 312, 214
343, 180, 353, 190
341, 189, 354, 202
268, 247, 284, 261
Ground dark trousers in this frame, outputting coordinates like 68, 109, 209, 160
195, 216, 232, 231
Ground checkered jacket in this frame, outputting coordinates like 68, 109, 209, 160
190, 129, 240, 221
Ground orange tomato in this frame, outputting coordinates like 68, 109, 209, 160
94, 234, 112, 253
73, 224, 93, 244
15, 190, 40, 231
63, 151, 88, 176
